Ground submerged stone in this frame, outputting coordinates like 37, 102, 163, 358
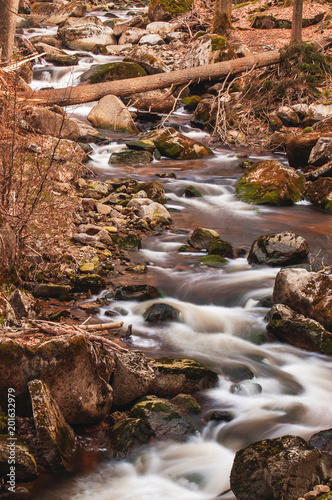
110, 418, 154, 457
143, 303, 182, 323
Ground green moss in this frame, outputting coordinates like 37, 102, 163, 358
199, 255, 228, 267
210, 35, 227, 52
303, 127, 312, 133
149, 0, 193, 15
89, 62, 147, 84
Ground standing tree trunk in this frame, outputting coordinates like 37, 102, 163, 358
0, 0, 20, 62
291, 0, 303, 42
212, 0, 232, 35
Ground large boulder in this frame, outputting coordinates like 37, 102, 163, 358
235, 160, 305, 206
248, 232, 309, 266
0, 334, 114, 424
0, 435, 38, 482
180, 34, 237, 69
273, 268, 332, 332
286, 132, 332, 169
22, 106, 105, 142
0, 217, 16, 282
230, 435, 332, 500
188, 227, 219, 250
57, 16, 117, 51
111, 350, 156, 406
87, 95, 139, 134
266, 304, 332, 354
28, 379, 75, 472
114, 284, 161, 302
304, 177, 332, 210
149, 358, 218, 397
80, 61, 147, 84
130, 395, 196, 438
142, 127, 213, 160
148, 0, 193, 22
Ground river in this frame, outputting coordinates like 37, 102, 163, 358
24, 8, 332, 500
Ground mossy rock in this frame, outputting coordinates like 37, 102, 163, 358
81, 61, 147, 84
184, 185, 204, 198
115, 284, 161, 302
109, 418, 154, 457
208, 238, 234, 259
32, 284, 71, 299
132, 181, 166, 204
69, 274, 106, 293
109, 150, 153, 166
181, 95, 202, 111
236, 160, 305, 206
149, 357, 218, 397
111, 232, 141, 250
125, 140, 156, 153
171, 394, 201, 414
130, 395, 196, 438
148, 0, 193, 21
198, 255, 228, 268
188, 227, 219, 250
304, 178, 332, 211
0, 434, 38, 482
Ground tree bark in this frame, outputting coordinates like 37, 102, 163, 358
20, 49, 281, 107
212, 0, 232, 34
0, 0, 20, 62
291, 0, 303, 42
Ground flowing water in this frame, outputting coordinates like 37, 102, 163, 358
26, 12, 332, 500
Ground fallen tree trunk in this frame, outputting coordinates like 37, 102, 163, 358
20, 49, 281, 106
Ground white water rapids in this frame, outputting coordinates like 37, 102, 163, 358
27, 11, 332, 500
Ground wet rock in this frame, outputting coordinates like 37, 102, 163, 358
125, 139, 156, 153
0, 435, 38, 482
70, 274, 106, 293
191, 98, 217, 128
32, 284, 71, 299
112, 350, 156, 406
132, 182, 166, 204
286, 132, 332, 169
248, 232, 309, 267
208, 238, 234, 259
110, 231, 141, 250
188, 227, 219, 250
309, 428, 332, 453
230, 435, 332, 500
109, 150, 153, 165
23, 106, 105, 142
230, 381, 262, 396
149, 358, 218, 397
180, 34, 237, 69
236, 160, 305, 206
33, 42, 78, 66
277, 106, 302, 127
142, 127, 213, 160
28, 379, 75, 472
184, 185, 203, 198
88, 95, 139, 134
58, 16, 117, 51
143, 302, 182, 323
273, 268, 332, 332
0, 334, 114, 424
266, 304, 332, 354
109, 418, 153, 456
81, 61, 147, 84
115, 284, 161, 302
127, 198, 172, 224
124, 46, 169, 74
308, 137, 332, 167
130, 395, 196, 438
225, 366, 254, 382
0, 216, 16, 283
148, 0, 193, 22
207, 410, 234, 422
171, 394, 201, 414
304, 177, 332, 210
9, 290, 39, 320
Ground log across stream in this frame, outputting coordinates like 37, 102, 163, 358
24, 11, 332, 500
